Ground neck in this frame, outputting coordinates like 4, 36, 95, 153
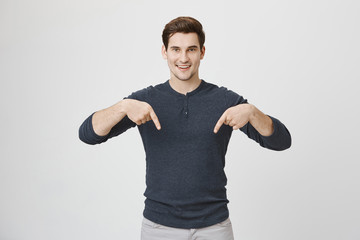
169, 76, 202, 95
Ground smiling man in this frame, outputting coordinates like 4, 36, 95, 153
163, 32, 204, 84
79, 16, 291, 240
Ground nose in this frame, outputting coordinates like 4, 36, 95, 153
179, 51, 189, 63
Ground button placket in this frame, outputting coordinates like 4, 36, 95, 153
183, 95, 189, 117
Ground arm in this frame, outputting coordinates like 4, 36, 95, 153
213, 103, 271, 134
79, 99, 161, 145
247, 104, 274, 136
213, 103, 273, 136
93, 99, 161, 136
214, 103, 291, 151
92, 100, 128, 136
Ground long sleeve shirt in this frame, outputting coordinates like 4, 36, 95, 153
79, 80, 291, 228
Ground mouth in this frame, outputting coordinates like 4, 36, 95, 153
176, 64, 191, 71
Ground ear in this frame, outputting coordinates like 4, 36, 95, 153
161, 45, 167, 60
200, 46, 205, 60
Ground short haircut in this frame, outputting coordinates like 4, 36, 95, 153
162, 16, 205, 50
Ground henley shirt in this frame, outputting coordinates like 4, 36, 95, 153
79, 79, 291, 228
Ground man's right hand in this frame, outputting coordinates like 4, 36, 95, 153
123, 99, 161, 130
92, 99, 161, 136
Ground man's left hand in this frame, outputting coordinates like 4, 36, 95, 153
213, 104, 254, 134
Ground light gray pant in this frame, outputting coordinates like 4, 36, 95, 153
141, 217, 234, 240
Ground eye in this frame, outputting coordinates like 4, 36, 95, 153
188, 48, 196, 52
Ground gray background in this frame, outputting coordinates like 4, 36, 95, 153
1, 0, 359, 239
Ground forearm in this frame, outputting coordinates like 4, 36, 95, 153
92, 100, 127, 136
242, 105, 291, 151
248, 104, 274, 137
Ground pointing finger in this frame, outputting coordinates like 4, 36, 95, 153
150, 110, 161, 130
213, 113, 226, 134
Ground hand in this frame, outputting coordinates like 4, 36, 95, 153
123, 99, 161, 130
213, 104, 253, 134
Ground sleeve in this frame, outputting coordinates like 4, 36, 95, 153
240, 116, 291, 151
224, 88, 248, 107
78, 87, 149, 145
225, 88, 292, 151
78, 112, 136, 145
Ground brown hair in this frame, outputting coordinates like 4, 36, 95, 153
162, 16, 205, 50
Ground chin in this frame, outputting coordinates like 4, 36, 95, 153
178, 78, 191, 81
174, 74, 195, 82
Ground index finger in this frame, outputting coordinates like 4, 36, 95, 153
150, 110, 161, 130
213, 113, 226, 134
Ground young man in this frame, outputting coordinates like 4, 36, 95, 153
79, 16, 291, 240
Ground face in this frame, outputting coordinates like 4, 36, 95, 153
162, 32, 205, 82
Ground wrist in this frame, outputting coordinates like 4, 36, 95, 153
113, 100, 128, 119
247, 104, 257, 122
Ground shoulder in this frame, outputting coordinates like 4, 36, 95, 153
203, 80, 247, 107
200, 80, 226, 95
202, 80, 235, 94
126, 86, 152, 101
125, 81, 168, 101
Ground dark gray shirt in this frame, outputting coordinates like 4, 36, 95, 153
79, 80, 291, 228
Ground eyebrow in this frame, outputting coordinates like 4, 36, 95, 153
170, 45, 199, 49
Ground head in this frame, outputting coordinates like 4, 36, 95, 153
161, 17, 206, 82
162, 16, 205, 51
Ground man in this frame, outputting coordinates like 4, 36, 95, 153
79, 16, 291, 240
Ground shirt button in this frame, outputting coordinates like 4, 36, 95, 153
185, 111, 188, 114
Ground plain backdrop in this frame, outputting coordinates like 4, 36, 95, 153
1, 0, 359, 239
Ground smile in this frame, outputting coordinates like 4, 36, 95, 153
176, 65, 191, 70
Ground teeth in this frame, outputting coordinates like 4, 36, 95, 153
178, 65, 190, 69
